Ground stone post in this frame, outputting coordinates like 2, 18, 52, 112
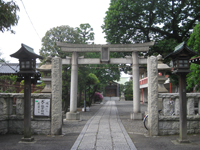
131, 52, 142, 120
51, 57, 62, 135
163, 98, 171, 116
147, 56, 158, 136
66, 52, 80, 120
21, 75, 34, 141
175, 98, 180, 115
187, 97, 194, 115
177, 73, 189, 143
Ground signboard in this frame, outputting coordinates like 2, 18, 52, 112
34, 99, 50, 116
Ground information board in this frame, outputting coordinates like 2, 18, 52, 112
34, 99, 50, 116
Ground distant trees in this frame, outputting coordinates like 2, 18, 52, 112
0, 0, 20, 33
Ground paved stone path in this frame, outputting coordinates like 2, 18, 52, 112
71, 101, 137, 150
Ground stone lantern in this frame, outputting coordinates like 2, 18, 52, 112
37, 56, 52, 93
157, 54, 171, 92
157, 54, 171, 110
165, 42, 198, 143
10, 43, 43, 142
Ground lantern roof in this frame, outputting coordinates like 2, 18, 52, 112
10, 43, 43, 60
165, 42, 198, 59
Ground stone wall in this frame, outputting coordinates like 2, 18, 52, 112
0, 93, 51, 135
158, 93, 200, 135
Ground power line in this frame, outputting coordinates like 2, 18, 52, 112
20, 0, 41, 40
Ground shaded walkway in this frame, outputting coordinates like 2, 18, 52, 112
71, 101, 137, 150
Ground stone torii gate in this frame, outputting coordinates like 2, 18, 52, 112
57, 42, 154, 120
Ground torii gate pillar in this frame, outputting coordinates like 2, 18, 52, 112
66, 52, 80, 120
131, 52, 143, 119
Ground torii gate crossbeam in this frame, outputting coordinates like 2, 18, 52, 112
57, 42, 154, 120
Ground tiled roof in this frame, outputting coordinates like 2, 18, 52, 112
0, 63, 19, 74
0, 63, 40, 75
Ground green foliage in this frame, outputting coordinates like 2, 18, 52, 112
0, 74, 17, 93
0, 0, 19, 33
148, 39, 179, 58
187, 22, 200, 92
123, 80, 133, 100
34, 82, 45, 93
40, 25, 81, 60
86, 73, 99, 85
102, 0, 200, 44
76, 23, 94, 44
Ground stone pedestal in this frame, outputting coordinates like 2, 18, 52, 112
21, 137, 34, 142
66, 112, 80, 120
130, 112, 143, 120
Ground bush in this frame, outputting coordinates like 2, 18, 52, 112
94, 92, 103, 102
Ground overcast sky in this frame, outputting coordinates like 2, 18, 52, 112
0, 0, 110, 63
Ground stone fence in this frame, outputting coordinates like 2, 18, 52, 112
0, 57, 62, 135
0, 93, 51, 134
158, 93, 200, 135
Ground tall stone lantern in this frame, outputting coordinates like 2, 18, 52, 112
165, 42, 198, 143
37, 56, 52, 93
157, 54, 171, 110
10, 43, 43, 142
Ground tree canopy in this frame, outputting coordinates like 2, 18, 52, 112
102, 0, 200, 44
40, 25, 81, 59
0, 0, 19, 33
76, 23, 94, 44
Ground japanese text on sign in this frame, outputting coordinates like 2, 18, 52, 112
34, 99, 50, 116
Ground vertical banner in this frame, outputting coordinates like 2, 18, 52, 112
34, 99, 50, 116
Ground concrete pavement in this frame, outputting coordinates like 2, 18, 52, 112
71, 101, 136, 150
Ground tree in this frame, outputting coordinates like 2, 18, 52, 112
85, 73, 99, 106
76, 23, 94, 44
40, 25, 81, 59
102, 0, 200, 44
187, 22, 200, 91
75, 23, 95, 106
0, 0, 20, 33
123, 80, 133, 100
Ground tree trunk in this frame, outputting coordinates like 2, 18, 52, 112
77, 88, 83, 107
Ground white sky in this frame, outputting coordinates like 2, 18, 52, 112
0, 0, 111, 63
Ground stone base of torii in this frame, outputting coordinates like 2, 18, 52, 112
57, 42, 154, 120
